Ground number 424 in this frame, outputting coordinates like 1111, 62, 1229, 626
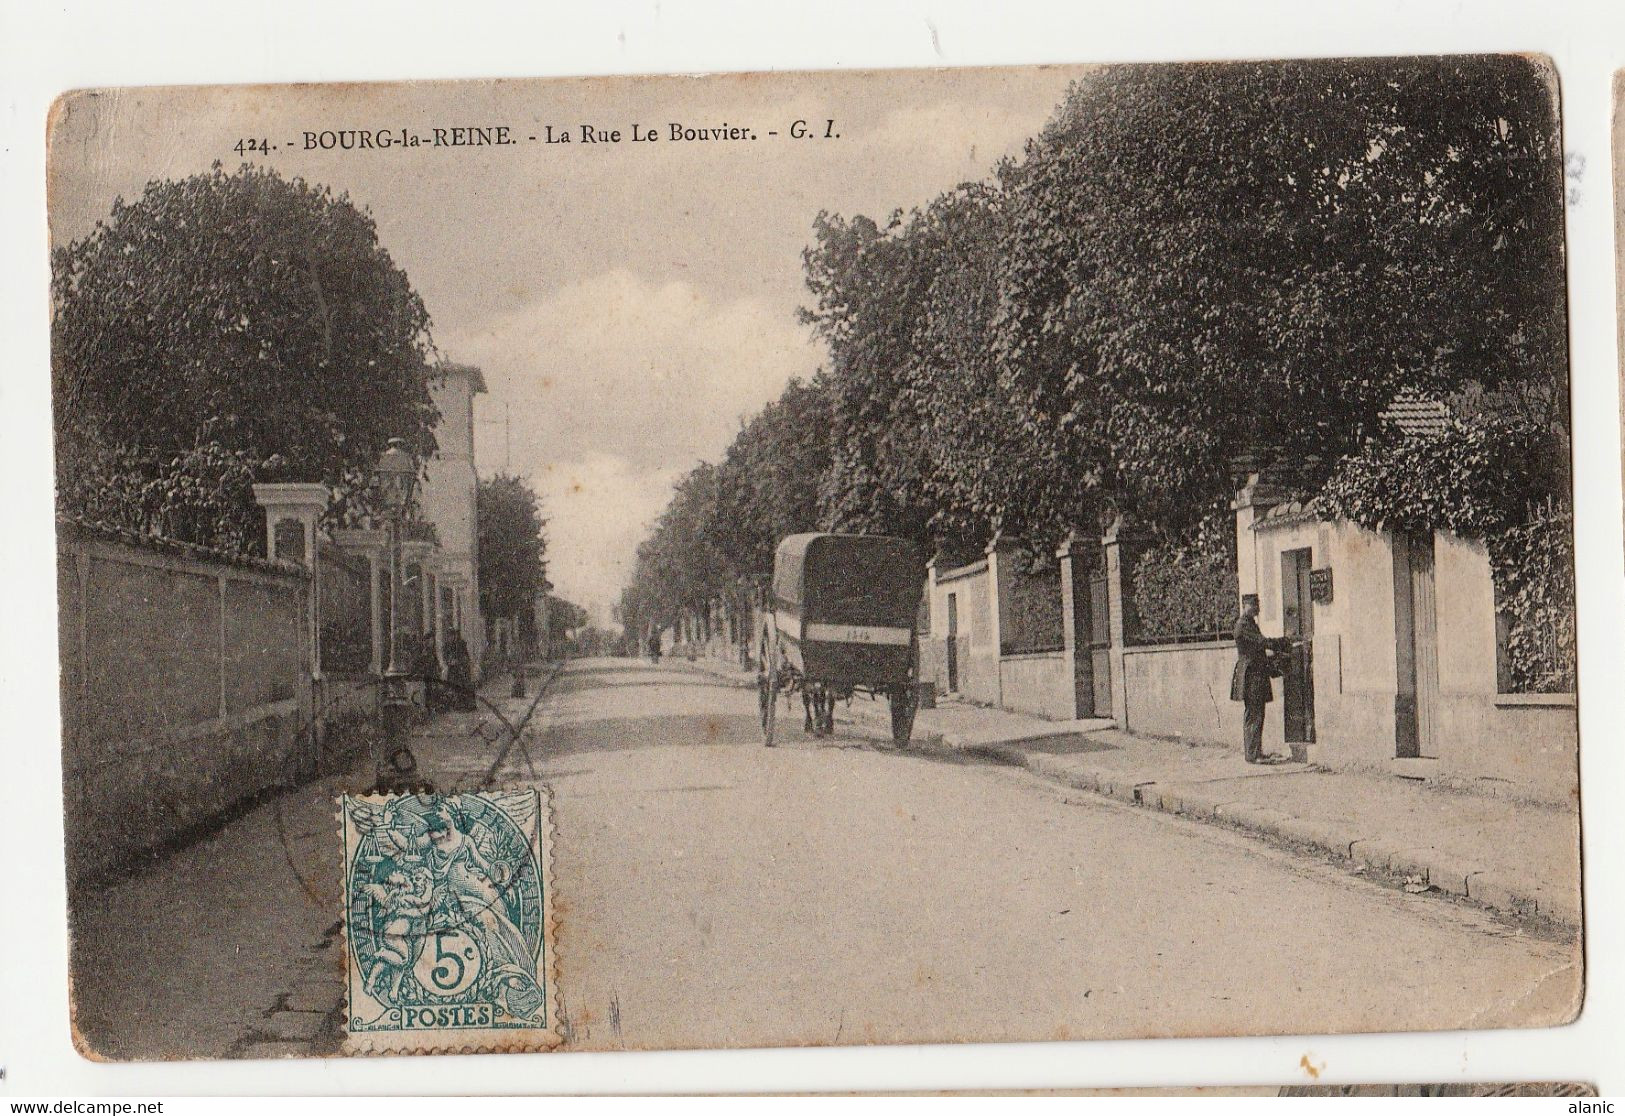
234, 137, 274, 155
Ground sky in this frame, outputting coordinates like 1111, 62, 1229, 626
48, 67, 1092, 625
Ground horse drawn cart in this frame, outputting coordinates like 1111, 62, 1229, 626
757, 533, 925, 747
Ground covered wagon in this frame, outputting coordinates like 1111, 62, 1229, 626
758, 532, 925, 746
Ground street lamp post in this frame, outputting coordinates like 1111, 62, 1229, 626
375, 437, 419, 788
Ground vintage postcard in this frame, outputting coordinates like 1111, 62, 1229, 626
49, 55, 1581, 1061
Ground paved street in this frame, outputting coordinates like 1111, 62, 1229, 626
441, 658, 1580, 1050
71, 656, 1579, 1059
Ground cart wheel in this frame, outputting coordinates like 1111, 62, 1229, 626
889, 685, 917, 746
759, 669, 778, 747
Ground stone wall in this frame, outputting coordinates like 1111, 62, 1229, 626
998, 650, 1074, 719
57, 520, 313, 887
1430, 531, 1578, 802
1121, 641, 1238, 744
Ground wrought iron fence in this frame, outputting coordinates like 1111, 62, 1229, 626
1129, 542, 1238, 645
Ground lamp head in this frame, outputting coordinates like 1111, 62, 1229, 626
376, 437, 417, 512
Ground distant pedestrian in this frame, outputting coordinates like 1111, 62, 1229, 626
648, 633, 662, 663
444, 629, 475, 712
1230, 593, 1290, 764
418, 631, 446, 712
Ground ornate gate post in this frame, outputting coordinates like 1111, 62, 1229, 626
252, 483, 327, 677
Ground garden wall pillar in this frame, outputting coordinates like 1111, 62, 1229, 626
984, 533, 1019, 707
330, 528, 386, 675
1056, 531, 1096, 718
1100, 512, 1143, 728
252, 482, 328, 682
1231, 472, 1288, 602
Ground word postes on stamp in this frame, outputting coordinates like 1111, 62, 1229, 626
340, 788, 558, 1054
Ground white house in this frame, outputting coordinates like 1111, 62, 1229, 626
418, 360, 487, 677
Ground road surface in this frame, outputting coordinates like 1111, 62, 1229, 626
68, 655, 1579, 1059
422, 657, 1580, 1051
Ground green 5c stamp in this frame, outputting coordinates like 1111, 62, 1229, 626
341, 789, 559, 1053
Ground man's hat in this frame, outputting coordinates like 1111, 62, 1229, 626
1240, 593, 1260, 607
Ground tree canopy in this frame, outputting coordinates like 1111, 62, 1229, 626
621, 55, 1568, 637
617, 374, 835, 640
994, 56, 1565, 541
477, 474, 548, 620
53, 162, 441, 549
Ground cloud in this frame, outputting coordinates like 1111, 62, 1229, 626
532, 452, 684, 627
444, 267, 821, 475
442, 269, 821, 622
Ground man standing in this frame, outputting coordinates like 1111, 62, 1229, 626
443, 629, 475, 711
1231, 593, 1287, 763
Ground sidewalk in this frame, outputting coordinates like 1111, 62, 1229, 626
68, 669, 534, 1060
838, 694, 1581, 932
69, 765, 353, 1060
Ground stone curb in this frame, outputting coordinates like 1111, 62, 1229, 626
846, 703, 1579, 931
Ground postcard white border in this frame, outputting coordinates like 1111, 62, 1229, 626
2, 0, 1621, 1098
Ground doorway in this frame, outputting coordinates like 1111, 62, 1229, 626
1280, 548, 1316, 744
1088, 571, 1113, 718
945, 592, 960, 693
1393, 533, 1440, 759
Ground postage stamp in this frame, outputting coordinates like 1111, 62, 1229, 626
340, 788, 558, 1054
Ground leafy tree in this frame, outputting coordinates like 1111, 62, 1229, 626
1319, 414, 1573, 691
617, 373, 842, 644
711, 373, 837, 589
995, 57, 1566, 538
800, 211, 940, 544
477, 474, 548, 620
623, 56, 1568, 652
547, 596, 590, 647
55, 439, 281, 553
53, 162, 441, 548
1318, 415, 1558, 541
629, 463, 734, 630
906, 182, 1106, 554
565, 625, 618, 657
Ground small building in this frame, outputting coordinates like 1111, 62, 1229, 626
1231, 482, 1576, 803
417, 361, 487, 678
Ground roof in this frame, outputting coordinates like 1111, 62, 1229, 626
772, 533, 923, 615
437, 360, 488, 394
1380, 391, 1450, 437
1254, 498, 1323, 530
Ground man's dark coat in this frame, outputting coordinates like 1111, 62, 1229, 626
1230, 614, 1275, 704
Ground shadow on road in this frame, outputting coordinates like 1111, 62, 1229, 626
537, 713, 764, 759
1013, 734, 1122, 756
555, 676, 747, 694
